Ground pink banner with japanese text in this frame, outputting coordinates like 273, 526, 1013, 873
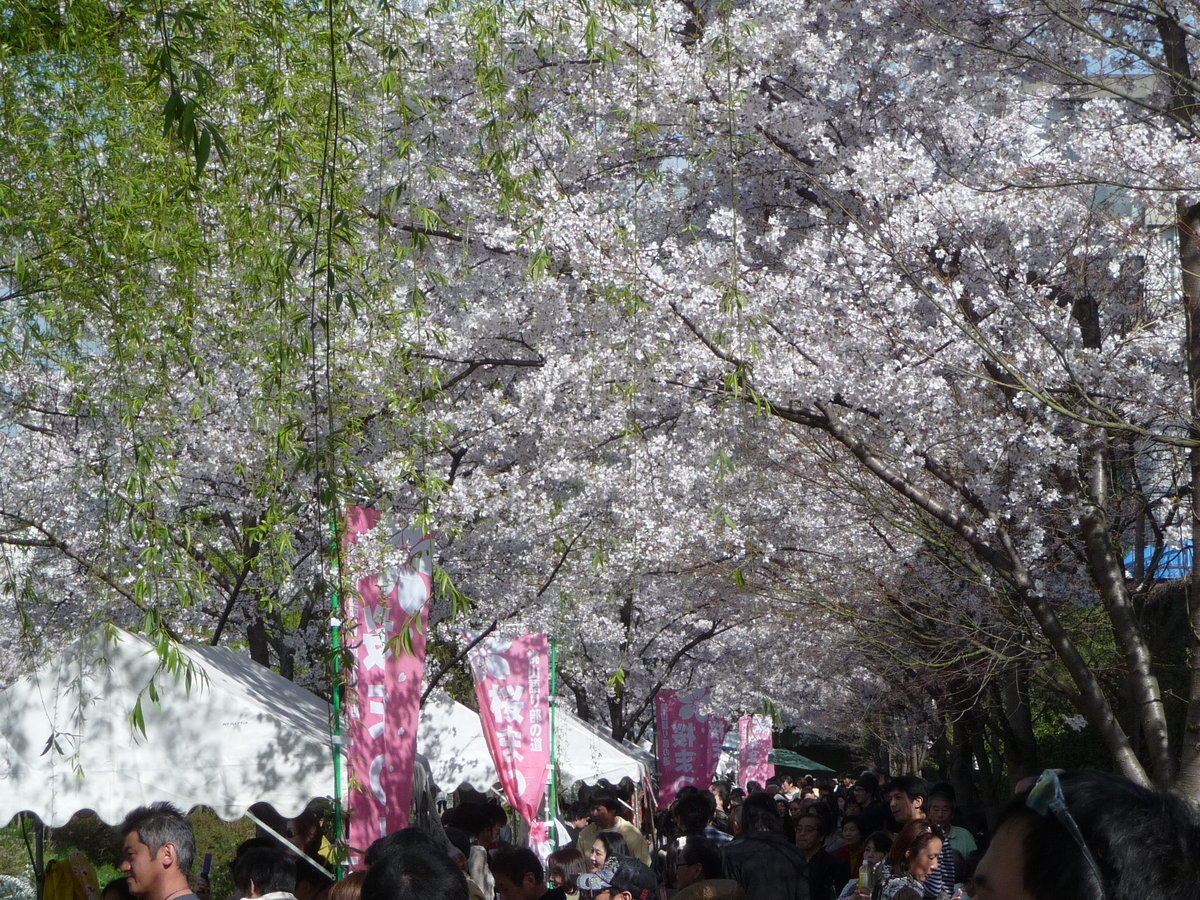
469, 633, 552, 827
343, 506, 434, 867
655, 688, 717, 806
708, 716, 729, 783
738, 714, 774, 791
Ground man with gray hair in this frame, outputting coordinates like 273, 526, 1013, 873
118, 802, 197, 900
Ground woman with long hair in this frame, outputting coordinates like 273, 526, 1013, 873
878, 821, 945, 900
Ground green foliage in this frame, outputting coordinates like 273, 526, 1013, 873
0, 810, 252, 894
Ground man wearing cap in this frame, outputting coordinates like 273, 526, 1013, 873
577, 857, 658, 900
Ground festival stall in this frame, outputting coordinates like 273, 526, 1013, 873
418, 692, 654, 792
0, 628, 343, 827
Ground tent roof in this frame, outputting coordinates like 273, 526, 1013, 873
417, 695, 653, 792
418, 694, 500, 792
554, 707, 654, 787
768, 748, 835, 772
0, 628, 339, 827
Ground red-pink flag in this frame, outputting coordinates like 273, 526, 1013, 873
343, 506, 434, 867
738, 714, 774, 791
469, 633, 552, 826
655, 688, 716, 806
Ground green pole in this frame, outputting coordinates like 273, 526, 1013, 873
329, 514, 345, 877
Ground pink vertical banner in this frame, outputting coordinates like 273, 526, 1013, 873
343, 506, 434, 867
707, 716, 730, 783
738, 714, 773, 791
469, 633, 552, 827
655, 688, 714, 806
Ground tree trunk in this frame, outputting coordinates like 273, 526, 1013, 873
1172, 199, 1200, 799
1077, 440, 1174, 786
996, 664, 1039, 781
805, 403, 1150, 785
247, 616, 270, 667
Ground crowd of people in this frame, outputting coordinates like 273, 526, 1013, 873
59, 767, 1200, 900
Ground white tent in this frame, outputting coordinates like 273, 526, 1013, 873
0, 628, 341, 826
0, 628, 655, 829
416, 694, 654, 792
418, 693, 499, 792
554, 707, 655, 788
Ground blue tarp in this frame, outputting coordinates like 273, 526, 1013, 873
1123, 542, 1192, 580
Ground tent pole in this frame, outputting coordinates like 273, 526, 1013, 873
33, 815, 45, 900
245, 810, 338, 880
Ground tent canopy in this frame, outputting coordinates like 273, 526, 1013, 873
418, 694, 499, 793
0, 629, 655, 829
0, 628, 339, 827
768, 748, 835, 773
417, 694, 653, 792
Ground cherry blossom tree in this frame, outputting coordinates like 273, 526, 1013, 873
12, 0, 1200, 800
390, 0, 1200, 793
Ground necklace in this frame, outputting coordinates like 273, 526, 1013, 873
160, 888, 192, 900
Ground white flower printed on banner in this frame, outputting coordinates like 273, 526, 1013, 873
376, 567, 430, 617
677, 688, 712, 721
469, 634, 514, 681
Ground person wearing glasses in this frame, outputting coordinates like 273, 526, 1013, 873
673, 837, 745, 900
968, 769, 1200, 900
576, 857, 658, 900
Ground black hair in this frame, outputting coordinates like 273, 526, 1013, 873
740, 792, 783, 835
883, 775, 930, 805
362, 841, 468, 900
840, 816, 864, 839
592, 831, 629, 861
118, 802, 196, 875
489, 846, 543, 886
591, 794, 620, 814
233, 846, 297, 896
674, 791, 717, 834
997, 770, 1200, 900
443, 800, 506, 838
101, 878, 133, 900
547, 848, 588, 885
797, 812, 830, 838
863, 831, 892, 855
567, 800, 591, 821
364, 826, 439, 869
679, 837, 722, 880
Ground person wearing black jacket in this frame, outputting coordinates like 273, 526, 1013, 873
721, 793, 810, 900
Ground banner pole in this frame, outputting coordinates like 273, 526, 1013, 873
549, 636, 559, 850
329, 513, 345, 877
